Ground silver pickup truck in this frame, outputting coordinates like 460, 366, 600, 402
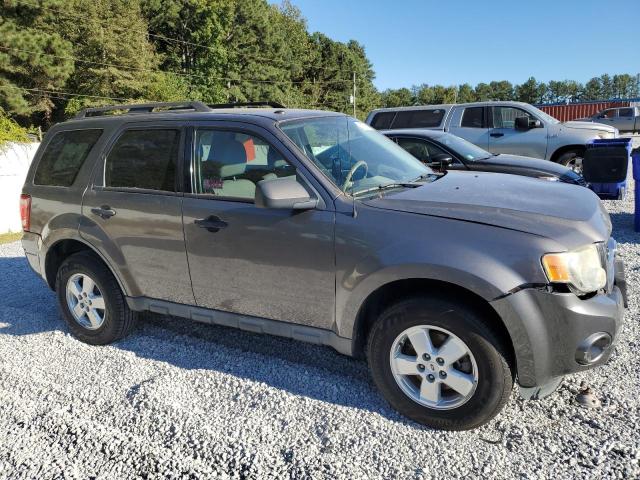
366, 101, 618, 171
578, 106, 639, 133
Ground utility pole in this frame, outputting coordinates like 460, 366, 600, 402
352, 72, 357, 117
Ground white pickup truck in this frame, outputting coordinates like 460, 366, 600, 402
578, 106, 639, 133
366, 101, 618, 171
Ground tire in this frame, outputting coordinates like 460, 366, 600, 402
55, 251, 136, 345
367, 296, 513, 431
557, 150, 584, 174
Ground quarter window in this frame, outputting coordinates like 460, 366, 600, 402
461, 107, 485, 128
105, 129, 180, 191
34, 129, 102, 186
193, 129, 294, 200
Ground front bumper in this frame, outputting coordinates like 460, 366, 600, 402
491, 275, 625, 391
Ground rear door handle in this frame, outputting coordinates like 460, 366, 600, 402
195, 215, 228, 232
490, 132, 504, 138
91, 206, 116, 219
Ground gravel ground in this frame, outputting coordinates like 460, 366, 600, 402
0, 182, 639, 479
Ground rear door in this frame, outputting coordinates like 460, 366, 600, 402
80, 123, 194, 305
447, 106, 490, 150
487, 106, 548, 158
181, 122, 336, 329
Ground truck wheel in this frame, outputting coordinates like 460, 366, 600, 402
557, 151, 584, 174
55, 251, 136, 345
367, 296, 513, 430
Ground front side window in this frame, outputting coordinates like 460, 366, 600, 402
281, 116, 432, 196
600, 109, 616, 119
34, 129, 102, 186
492, 107, 534, 129
395, 138, 432, 163
105, 129, 179, 191
461, 107, 484, 128
193, 129, 294, 200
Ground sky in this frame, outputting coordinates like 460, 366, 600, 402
282, 0, 640, 91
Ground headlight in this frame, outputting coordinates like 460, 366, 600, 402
541, 244, 606, 295
597, 131, 616, 139
538, 175, 559, 181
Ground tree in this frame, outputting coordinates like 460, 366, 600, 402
474, 83, 494, 101
380, 88, 413, 107
456, 83, 476, 103
582, 77, 602, 100
0, 0, 75, 123
489, 80, 513, 101
514, 77, 545, 104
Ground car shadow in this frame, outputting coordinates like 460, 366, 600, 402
0, 251, 415, 426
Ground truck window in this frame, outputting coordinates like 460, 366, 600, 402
392, 109, 445, 129
461, 107, 484, 128
105, 129, 180, 192
618, 108, 634, 117
492, 107, 534, 129
370, 112, 396, 129
600, 109, 616, 119
34, 129, 103, 186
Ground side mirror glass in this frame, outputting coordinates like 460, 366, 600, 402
255, 175, 318, 210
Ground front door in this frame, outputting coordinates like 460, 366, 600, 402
487, 106, 548, 159
181, 124, 336, 329
81, 125, 194, 305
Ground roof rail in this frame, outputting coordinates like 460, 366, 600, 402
75, 101, 211, 118
207, 101, 286, 109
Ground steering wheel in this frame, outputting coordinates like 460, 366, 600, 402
341, 160, 368, 191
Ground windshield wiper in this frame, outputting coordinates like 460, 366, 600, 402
351, 182, 419, 198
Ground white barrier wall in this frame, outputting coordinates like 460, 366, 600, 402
0, 142, 40, 234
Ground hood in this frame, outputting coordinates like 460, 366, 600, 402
477, 154, 572, 177
362, 171, 611, 245
562, 120, 617, 134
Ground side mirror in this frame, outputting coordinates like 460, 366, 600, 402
255, 176, 318, 210
429, 153, 453, 169
514, 117, 531, 130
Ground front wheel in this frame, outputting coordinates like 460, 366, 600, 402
557, 151, 584, 175
367, 297, 513, 430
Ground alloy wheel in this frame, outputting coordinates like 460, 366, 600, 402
65, 273, 106, 330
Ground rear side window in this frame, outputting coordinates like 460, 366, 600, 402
391, 109, 445, 128
34, 129, 102, 186
461, 107, 485, 128
618, 108, 634, 117
105, 129, 180, 192
370, 112, 396, 129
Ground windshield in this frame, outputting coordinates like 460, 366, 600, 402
528, 106, 560, 124
434, 133, 493, 161
280, 116, 432, 196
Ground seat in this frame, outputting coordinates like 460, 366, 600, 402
202, 137, 255, 199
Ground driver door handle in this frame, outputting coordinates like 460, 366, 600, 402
195, 215, 228, 233
490, 132, 504, 138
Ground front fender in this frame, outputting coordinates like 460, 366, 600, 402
334, 206, 554, 338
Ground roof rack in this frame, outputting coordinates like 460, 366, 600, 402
75, 100, 287, 119
207, 101, 286, 109
75, 101, 211, 118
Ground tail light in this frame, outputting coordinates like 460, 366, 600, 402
20, 194, 31, 231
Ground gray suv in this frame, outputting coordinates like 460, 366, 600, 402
20, 101, 626, 430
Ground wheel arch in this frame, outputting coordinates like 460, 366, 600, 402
44, 238, 127, 295
550, 144, 586, 163
350, 278, 516, 370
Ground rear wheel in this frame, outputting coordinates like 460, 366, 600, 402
557, 150, 584, 175
367, 296, 513, 430
56, 251, 136, 345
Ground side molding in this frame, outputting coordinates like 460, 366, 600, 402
126, 296, 354, 357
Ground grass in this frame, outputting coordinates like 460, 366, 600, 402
0, 232, 22, 245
